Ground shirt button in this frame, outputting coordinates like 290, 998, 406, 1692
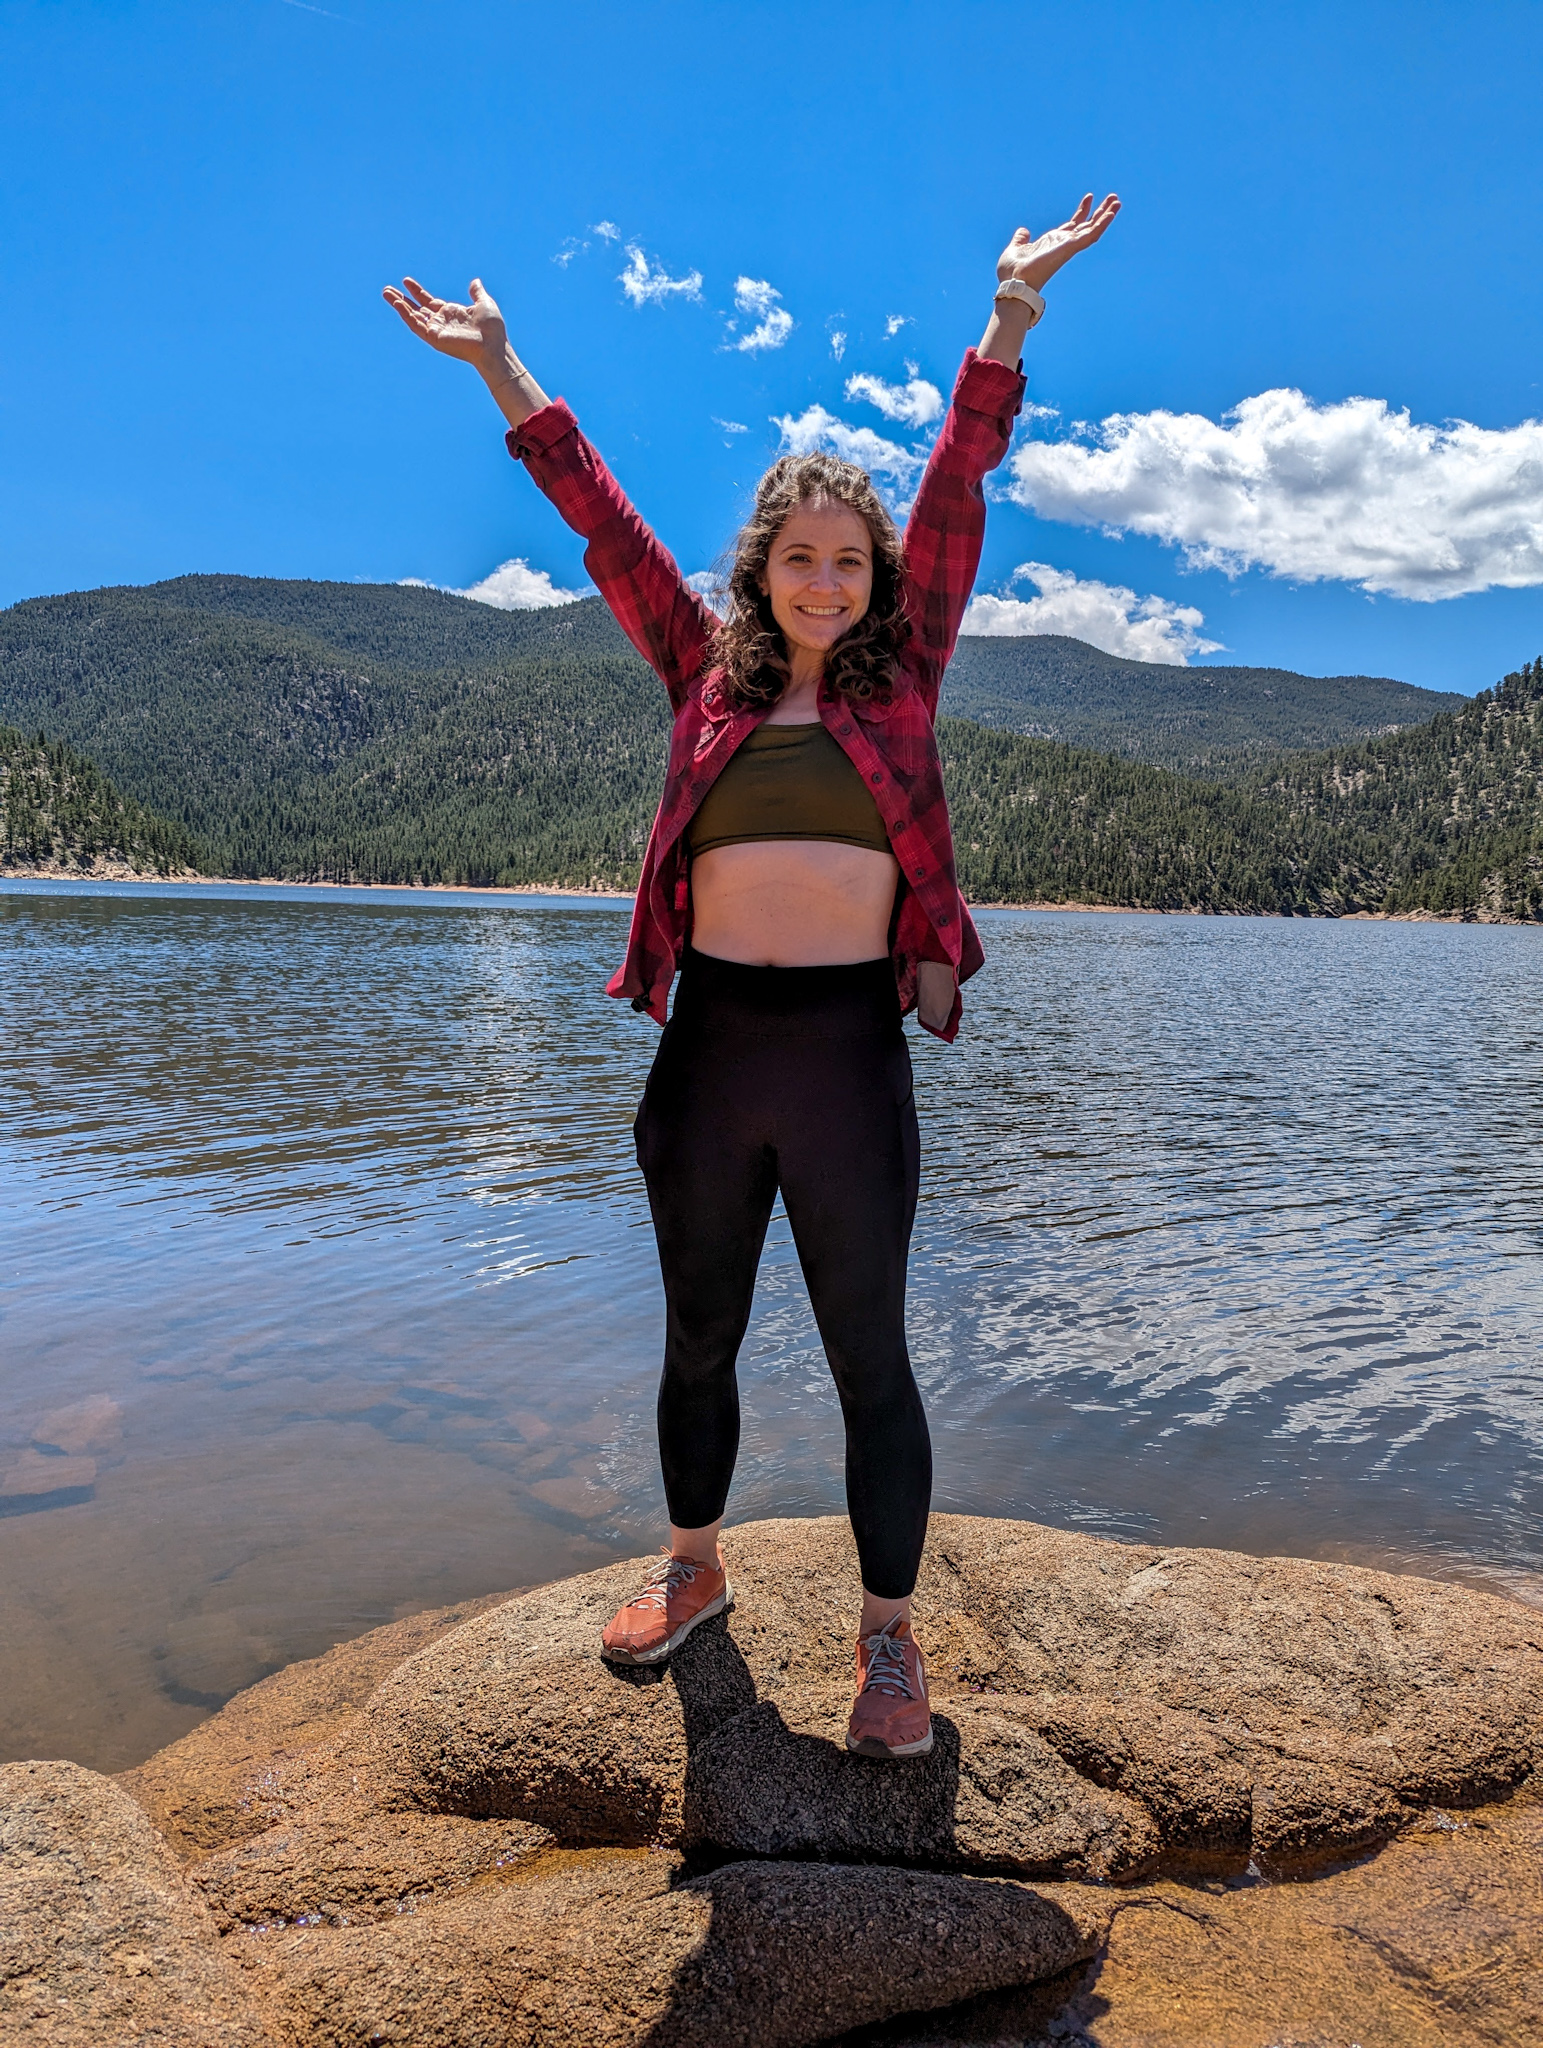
914, 866, 925, 879
938, 911, 952, 925
839, 724, 853, 736
870, 772, 883, 785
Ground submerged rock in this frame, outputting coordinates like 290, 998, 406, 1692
2, 1513, 1539, 2045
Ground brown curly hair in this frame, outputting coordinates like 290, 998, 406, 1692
709, 451, 911, 709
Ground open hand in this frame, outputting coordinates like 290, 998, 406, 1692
382, 276, 509, 375
998, 195, 1121, 293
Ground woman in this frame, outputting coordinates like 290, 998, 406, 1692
385, 194, 1119, 1760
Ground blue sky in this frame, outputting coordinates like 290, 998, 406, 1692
3, 0, 1541, 691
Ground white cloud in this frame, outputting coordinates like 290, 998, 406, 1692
712, 416, 748, 433
401, 559, 589, 610
884, 314, 911, 339
730, 276, 793, 352
592, 220, 620, 241
552, 239, 581, 267
844, 370, 944, 428
829, 329, 847, 362
771, 404, 927, 505
619, 244, 703, 307
1007, 389, 1543, 601
686, 569, 730, 618
962, 563, 1223, 665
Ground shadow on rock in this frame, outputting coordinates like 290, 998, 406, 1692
235, 1847, 1108, 2048
633, 1861, 1105, 2048
681, 1700, 964, 1869
685, 1699, 1159, 1881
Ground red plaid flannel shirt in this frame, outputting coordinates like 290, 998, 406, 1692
506, 347, 1026, 1040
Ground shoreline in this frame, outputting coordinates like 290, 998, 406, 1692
0, 864, 635, 902
0, 863, 1531, 924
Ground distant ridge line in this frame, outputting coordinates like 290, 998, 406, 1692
939, 630, 1467, 770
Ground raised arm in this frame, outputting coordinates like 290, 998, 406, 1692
901, 195, 1121, 712
977, 193, 1120, 368
383, 275, 715, 708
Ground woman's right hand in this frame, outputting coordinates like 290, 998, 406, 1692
384, 275, 551, 428
382, 275, 511, 379
997, 195, 1121, 295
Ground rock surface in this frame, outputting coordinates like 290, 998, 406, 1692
1, 1512, 1539, 2045
0, 1760, 281, 2046
121, 1589, 511, 1859
1063, 1791, 1543, 2048
837, 1790, 1543, 2048
244, 1850, 1106, 2048
320, 1514, 1543, 1882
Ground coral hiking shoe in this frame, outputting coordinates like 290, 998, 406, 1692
846, 1616, 934, 1758
600, 1550, 733, 1665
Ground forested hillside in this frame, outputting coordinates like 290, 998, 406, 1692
139, 572, 629, 668
941, 655, 1542, 917
0, 574, 1537, 919
0, 726, 199, 875
1242, 658, 1543, 921
0, 578, 670, 887
939, 633, 1465, 767
940, 719, 1369, 914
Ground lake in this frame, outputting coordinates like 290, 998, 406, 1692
2, 880, 1541, 1772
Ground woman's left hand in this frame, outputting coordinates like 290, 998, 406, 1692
998, 194, 1121, 292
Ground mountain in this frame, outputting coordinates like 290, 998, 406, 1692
1240, 659, 1543, 920
939, 657, 1543, 920
132, 572, 631, 668
0, 578, 671, 887
937, 633, 1467, 767
0, 725, 199, 875
0, 574, 1536, 920
939, 716, 1366, 914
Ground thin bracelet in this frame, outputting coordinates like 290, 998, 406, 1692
993, 278, 1046, 328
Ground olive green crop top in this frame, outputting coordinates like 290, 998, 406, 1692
686, 721, 891, 859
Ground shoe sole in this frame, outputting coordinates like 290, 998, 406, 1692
600, 1583, 734, 1666
845, 1724, 935, 1759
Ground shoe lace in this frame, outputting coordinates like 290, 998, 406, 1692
631, 1552, 705, 1614
858, 1621, 916, 1701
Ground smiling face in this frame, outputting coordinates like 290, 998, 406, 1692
760, 496, 874, 662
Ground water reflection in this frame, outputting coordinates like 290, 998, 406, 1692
1, 882, 1540, 1770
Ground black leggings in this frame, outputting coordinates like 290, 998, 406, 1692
633, 948, 930, 1599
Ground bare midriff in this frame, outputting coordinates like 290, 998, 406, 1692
689, 840, 900, 967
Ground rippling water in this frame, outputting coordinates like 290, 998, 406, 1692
3, 879, 1541, 1770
